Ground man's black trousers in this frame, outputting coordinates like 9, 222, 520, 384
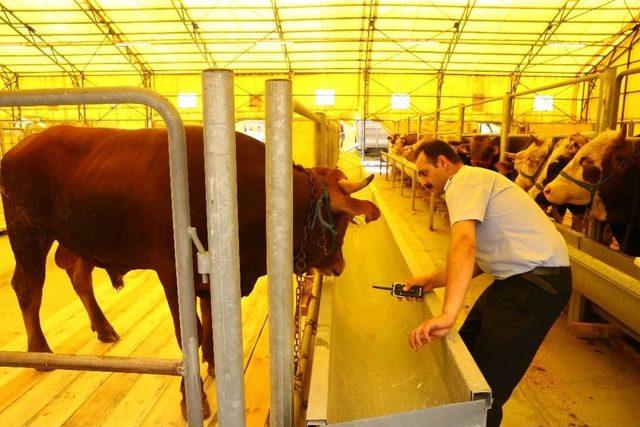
459, 269, 572, 426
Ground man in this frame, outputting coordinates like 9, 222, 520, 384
403, 140, 571, 426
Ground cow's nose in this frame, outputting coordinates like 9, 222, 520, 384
331, 267, 342, 276
543, 186, 551, 197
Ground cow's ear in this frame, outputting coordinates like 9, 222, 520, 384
612, 123, 627, 147
329, 196, 380, 223
492, 143, 500, 156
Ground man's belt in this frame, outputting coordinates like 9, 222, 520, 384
518, 266, 570, 296
530, 266, 571, 276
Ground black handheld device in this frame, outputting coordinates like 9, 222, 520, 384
372, 283, 424, 298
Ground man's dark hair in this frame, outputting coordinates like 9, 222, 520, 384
420, 139, 462, 164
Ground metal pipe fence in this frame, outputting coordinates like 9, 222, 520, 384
0, 86, 203, 425
202, 69, 246, 427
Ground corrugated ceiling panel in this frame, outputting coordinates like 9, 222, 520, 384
0, 0, 637, 76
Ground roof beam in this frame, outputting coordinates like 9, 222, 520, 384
581, 17, 640, 75
510, 0, 579, 91
0, 63, 17, 90
171, 0, 216, 68
270, 0, 292, 77
361, 0, 378, 121
439, 0, 476, 74
74, 0, 153, 82
0, 2, 83, 86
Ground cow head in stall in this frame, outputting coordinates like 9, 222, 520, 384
298, 167, 380, 277
469, 134, 500, 169
543, 128, 624, 206
506, 134, 547, 189
510, 133, 590, 192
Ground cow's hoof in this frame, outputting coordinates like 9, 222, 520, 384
97, 327, 120, 343
180, 397, 211, 420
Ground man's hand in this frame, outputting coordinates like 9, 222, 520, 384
408, 312, 456, 350
398, 273, 440, 302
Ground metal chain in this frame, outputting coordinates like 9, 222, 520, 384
293, 168, 317, 374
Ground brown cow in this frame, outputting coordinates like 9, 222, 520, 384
0, 125, 380, 418
544, 127, 640, 255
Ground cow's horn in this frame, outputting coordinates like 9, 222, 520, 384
338, 174, 374, 194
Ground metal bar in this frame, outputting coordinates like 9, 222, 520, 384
428, 191, 436, 231
293, 99, 321, 124
411, 169, 417, 210
500, 93, 512, 161
457, 104, 465, 141
511, 73, 602, 98
400, 162, 405, 196
0, 86, 203, 426
202, 69, 246, 427
0, 351, 181, 375
609, 66, 640, 129
270, 0, 292, 77
597, 67, 617, 132
266, 78, 294, 427
293, 273, 323, 427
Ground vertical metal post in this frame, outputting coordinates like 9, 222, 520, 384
391, 157, 397, 188
411, 170, 417, 210
597, 67, 616, 132
400, 162, 405, 196
202, 69, 246, 427
318, 112, 327, 167
361, 118, 367, 162
428, 191, 436, 231
417, 115, 422, 140
457, 104, 465, 141
434, 110, 440, 136
629, 121, 635, 136
265, 79, 294, 427
406, 117, 410, 134
500, 93, 512, 161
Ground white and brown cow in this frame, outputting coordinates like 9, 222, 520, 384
544, 126, 640, 255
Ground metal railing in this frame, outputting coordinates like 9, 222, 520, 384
0, 87, 204, 425
384, 68, 622, 233
293, 100, 339, 168
202, 69, 246, 427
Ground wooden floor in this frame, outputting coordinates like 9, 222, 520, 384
0, 238, 270, 426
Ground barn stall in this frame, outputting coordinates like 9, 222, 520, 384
1, 1, 640, 426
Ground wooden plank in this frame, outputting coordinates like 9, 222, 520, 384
243, 324, 270, 427
0, 282, 167, 424
568, 322, 625, 339
141, 278, 270, 426
64, 316, 179, 426
0, 272, 159, 413
22, 301, 170, 426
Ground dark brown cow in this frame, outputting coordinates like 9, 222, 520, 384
0, 125, 380, 418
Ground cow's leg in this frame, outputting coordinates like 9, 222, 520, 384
199, 298, 215, 377
7, 223, 53, 354
54, 246, 120, 343
157, 267, 210, 420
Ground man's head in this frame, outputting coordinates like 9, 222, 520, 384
416, 140, 463, 195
